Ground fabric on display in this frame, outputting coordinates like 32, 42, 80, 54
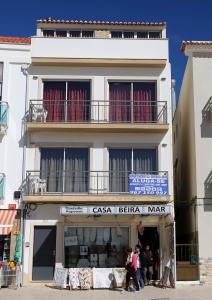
77, 228, 84, 244
103, 228, 110, 243
77, 258, 90, 268
69, 268, 80, 289
96, 228, 104, 245
113, 268, 127, 287
84, 228, 90, 244
90, 227, 96, 242
99, 253, 107, 267
93, 268, 113, 288
78, 268, 92, 289
116, 225, 123, 237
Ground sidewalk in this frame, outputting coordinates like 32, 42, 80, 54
0, 284, 212, 300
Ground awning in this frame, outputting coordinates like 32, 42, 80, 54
0, 210, 16, 235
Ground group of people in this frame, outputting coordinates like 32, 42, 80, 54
125, 244, 155, 292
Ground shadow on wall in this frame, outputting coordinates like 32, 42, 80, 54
201, 96, 212, 138
204, 170, 212, 211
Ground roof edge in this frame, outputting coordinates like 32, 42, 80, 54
0, 36, 31, 45
181, 41, 212, 52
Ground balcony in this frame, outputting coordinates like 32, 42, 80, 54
26, 100, 168, 133
0, 173, 5, 200
0, 102, 8, 135
31, 37, 168, 67
24, 170, 169, 203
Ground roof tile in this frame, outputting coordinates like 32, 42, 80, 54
0, 36, 31, 45
181, 41, 212, 52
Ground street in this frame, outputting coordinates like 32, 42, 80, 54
0, 284, 212, 300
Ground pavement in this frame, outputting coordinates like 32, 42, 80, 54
0, 284, 212, 300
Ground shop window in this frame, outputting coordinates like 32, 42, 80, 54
149, 31, 161, 39
123, 31, 134, 39
69, 30, 81, 37
0, 235, 11, 262
137, 31, 148, 39
43, 30, 54, 37
64, 226, 129, 268
82, 31, 94, 38
55, 30, 67, 37
111, 31, 122, 38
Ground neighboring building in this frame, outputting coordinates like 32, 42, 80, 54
0, 18, 175, 285
174, 41, 212, 283
0, 37, 30, 262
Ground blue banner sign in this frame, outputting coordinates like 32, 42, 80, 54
129, 174, 168, 195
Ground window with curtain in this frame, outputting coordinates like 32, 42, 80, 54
43, 81, 91, 122
40, 148, 88, 193
109, 81, 156, 123
109, 148, 157, 193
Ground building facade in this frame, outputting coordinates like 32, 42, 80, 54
0, 18, 175, 285
174, 41, 212, 283
0, 37, 30, 263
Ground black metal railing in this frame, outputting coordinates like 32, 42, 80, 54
28, 100, 168, 124
25, 170, 168, 195
176, 244, 198, 263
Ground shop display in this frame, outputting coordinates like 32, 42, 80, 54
69, 268, 80, 289
78, 268, 91, 289
113, 268, 126, 288
93, 268, 113, 289
64, 226, 129, 268
0, 235, 11, 262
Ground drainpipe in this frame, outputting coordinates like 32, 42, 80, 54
171, 79, 176, 118
20, 63, 30, 286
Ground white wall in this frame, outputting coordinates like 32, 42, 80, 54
0, 45, 30, 208
31, 37, 169, 60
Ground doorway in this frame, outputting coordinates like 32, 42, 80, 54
32, 226, 56, 281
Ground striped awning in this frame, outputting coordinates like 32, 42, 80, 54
0, 210, 16, 235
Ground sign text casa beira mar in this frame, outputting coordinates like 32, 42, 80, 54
60, 205, 171, 216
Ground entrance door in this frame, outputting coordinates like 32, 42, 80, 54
32, 226, 56, 281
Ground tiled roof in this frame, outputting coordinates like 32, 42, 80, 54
0, 36, 31, 45
181, 41, 212, 52
37, 18, 166, 26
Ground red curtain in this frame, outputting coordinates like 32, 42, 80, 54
67, 82, 90, 122
43, 82, 66, 122
133, 83, 155, 122
109, 83, 131, 122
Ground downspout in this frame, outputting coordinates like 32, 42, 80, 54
20, 63, 30, 286
171, 79, 176, 118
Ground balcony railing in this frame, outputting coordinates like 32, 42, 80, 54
25, 170, 168, 196
0, 173, 5, 199
28, 100, 167, 124
0, 102, 8, 129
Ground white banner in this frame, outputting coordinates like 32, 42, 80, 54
60, 205, 171, 216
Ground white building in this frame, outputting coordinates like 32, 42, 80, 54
0, 19, 174, 286
173, 41, 212, 283
0, 37, 30, 262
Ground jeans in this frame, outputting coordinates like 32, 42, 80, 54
135, 268, 144, 289
143, 266, 153, 285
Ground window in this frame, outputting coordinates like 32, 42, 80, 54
43, 30, 54, 37
109, 148, 157, 192
111, 31, 122, 38
82, 31, 94, 38
149, 31, 161, 39
123, 31, 134, 39
64, 226, 129, 268
0, 62, 3, 101
43, 80, 91, 122
109, 81, 157, 123
137, 31, 148, 39
69, 30, 81, 37
40, 148, 89, 193
55, 30, 67, 37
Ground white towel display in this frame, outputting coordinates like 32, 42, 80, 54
90, 227, 97, 242
69, 268, 80, 290
103, 228, 110, 243
93, 268, 113, 288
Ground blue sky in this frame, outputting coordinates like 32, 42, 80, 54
1, 0, 212, 99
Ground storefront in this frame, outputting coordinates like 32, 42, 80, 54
24, 204, 175, 287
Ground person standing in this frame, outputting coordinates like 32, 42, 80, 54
143, 244, 153, 285
134, 245, 144, 289
125, 248, 140, 291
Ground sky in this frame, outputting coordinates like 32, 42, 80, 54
0, 0, 212, 99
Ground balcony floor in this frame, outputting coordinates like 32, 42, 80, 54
23, 194, 170, 204
27, 122, 169, 133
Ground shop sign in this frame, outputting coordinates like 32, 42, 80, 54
60, 205, 171, 216
129, 174, 168, 195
